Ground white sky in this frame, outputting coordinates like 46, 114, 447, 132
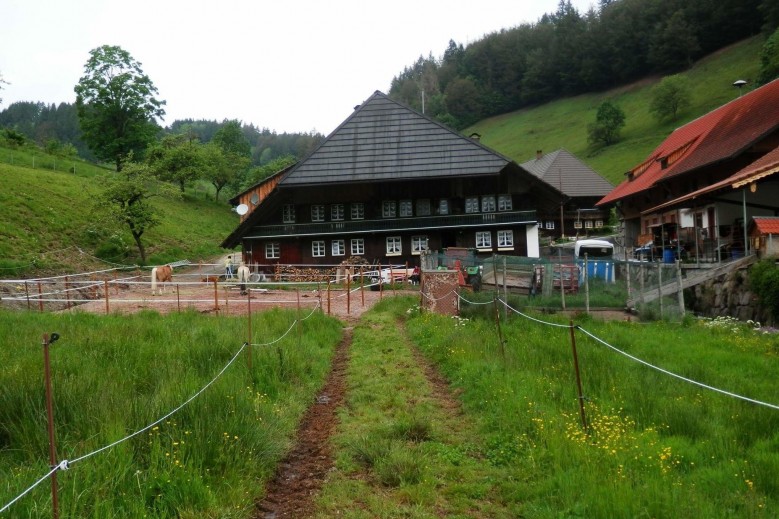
1, 0, 594, 135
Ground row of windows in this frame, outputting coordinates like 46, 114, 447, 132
282, 195, 514, 224
263, 230, 515, 259
541, 220, 604, 230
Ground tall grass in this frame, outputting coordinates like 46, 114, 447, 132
405, 302, 779, 517
0, 308, 343, 518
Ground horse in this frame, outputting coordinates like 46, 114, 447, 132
151, 265, 173, 295
237, 263, 251, 295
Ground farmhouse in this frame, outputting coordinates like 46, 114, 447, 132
597, 78, 779, 262
520, 149, 613, 239
222, 91, 562, 268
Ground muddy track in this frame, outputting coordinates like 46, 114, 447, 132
253, 326, 352, 518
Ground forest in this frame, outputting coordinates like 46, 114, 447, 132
389, 0, 779, 128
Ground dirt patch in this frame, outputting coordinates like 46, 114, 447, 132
54, 278, 416, 322
253, 326, 352, 518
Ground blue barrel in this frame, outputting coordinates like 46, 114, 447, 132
663, 249, 675, 263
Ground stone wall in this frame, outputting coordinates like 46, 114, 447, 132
420, 271, 460, 316
686, 268, 771, 325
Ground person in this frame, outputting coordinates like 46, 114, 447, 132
225, 255, 234, 279
410, 265, 420, 285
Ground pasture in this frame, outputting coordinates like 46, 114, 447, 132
2, 292, 778, 517
0, 308, 343, 517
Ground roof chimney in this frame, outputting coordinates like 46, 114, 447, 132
536, 150, 543, 160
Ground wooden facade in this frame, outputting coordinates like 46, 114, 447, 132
223, 92, 560, 268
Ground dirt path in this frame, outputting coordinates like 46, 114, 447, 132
253, 326, 352, 518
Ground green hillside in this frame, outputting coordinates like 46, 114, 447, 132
0, 152, 236, 276
467, 37, 764, 185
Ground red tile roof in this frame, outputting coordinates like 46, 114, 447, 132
598, 78, 779, 206
753, 217, 779, 235
642, 144, 779, 214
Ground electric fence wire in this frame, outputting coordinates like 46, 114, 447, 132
0, 466, 59, 515
576, 326, 779, 411
251, 321, 298, 347
498, 298, 573, 328
419, 289, 458, 303
0, 341, 249, 515
455, 292, 496, 306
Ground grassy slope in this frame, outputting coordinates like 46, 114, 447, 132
0, 152, 236, 275
467, 36, 764, 185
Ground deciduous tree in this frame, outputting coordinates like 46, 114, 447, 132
146, 134, 203, 192
649, 75, 692, 122
96, 157, 179, 263
74, 45, 165, 171
587, 100, 625, 147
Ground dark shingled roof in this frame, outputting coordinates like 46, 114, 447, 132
279, 91, 512, 187
520, 149, 613, 197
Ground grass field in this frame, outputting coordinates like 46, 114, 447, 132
0, 156, 235, 275
468, 37, 764, 185
2, 297, 778, 517
0, 308, 343, 518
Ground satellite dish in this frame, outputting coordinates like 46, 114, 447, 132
733, 79, 747, 87
236, 204, 249, 216
250, 193, 260, 205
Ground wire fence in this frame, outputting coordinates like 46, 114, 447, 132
0, 262, 415, 315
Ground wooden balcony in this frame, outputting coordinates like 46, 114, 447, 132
244, 210, 538, 239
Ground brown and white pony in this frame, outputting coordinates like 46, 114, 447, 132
151, 265, 173, 295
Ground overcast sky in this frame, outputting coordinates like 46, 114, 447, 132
1, 0, 594, 135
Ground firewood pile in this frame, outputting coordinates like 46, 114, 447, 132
272, 257, 373, 282
274, 264, 333, 282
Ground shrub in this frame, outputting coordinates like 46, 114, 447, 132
749, 260, 779, 322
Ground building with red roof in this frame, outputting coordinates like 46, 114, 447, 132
597, 78, 779, 261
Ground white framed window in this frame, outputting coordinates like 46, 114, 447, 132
465, 196, 479, 214
399, 199, 413, 217
416, 199, 431, 216
438, 199, 449, 215
545, 221, 555, 230
497, 230, 514, 249
382, 200, 397, 218
481, 195, 496, 212
585, 220, 594, 229
386, 236, 402, 256
411, 235, 428, 255
331, 239, 345, 256
351, 203, 364, 220
351, 238, 364, 255
595, 220, 604, 228
283, 204, 296, 223
574, 220, 583, 229
311, 204, 325, 222
476, 231, 492, 249
331, 204, 345, 221
498, 194, 513, 211
312, 240, 325, 257
265, 242, 280, 259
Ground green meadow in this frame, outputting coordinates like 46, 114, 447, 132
314, 297, 778, 518
0, 308, 343, 518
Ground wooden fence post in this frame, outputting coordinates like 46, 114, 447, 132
569, 321, 588, 432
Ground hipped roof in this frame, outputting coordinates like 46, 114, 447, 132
644, 144, 779, 214
520, 149, 613, 198
598, 78, 779, 207
278, 91, 516, 187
